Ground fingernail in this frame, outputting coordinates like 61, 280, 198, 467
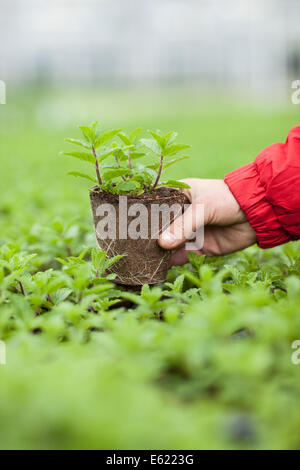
161, 231, 177, 246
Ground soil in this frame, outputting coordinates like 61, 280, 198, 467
90, 187, 187, 285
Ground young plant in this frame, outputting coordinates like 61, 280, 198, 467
62, 122, 191, 194
62, 121, 121, 187
140, 129, 191, 190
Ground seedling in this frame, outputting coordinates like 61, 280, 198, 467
62, 122, 191, 194
61, 122, 191, 285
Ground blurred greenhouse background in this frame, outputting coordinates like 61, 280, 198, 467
1, 0, 300, 97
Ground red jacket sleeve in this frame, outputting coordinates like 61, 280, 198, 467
224, 125, 300, 248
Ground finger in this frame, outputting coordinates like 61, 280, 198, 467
159, 203, 204, 250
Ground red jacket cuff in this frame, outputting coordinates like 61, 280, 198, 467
224, 162, 291, 248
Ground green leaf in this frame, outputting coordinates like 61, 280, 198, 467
65, 138, 91, 149
91, 249, 125, 276
140, 138, 161, 155
173, 274, 185, 292
118, 128, 142, 146
112, 147, 132, 162
118, 132, 131, 146
163, 155, 190, 169
67, 172, 97, 183
148, 162, 160, 171
120, 292, 145, 305
94, 129, 122, 149
159, 180, 190, 189
91, 248, 107, 272
61, 150, 95, 164
129, 128, 142, 142
149, 130, 165, 149
104, 254, 126, 272
78, 125, 94, 142
188, 252, 206, 274
115, 180, 140, 193
132, 166, 156, 185
91, 121, 100, 135
51, 288, 72, 305
164, 144, 191, 157
97, 148, 114, 163
130, 151, 145, 160
103, 168, 129, 182
165, 131, 178, 145
55, 257, 69, 267
102, 161, 119, 169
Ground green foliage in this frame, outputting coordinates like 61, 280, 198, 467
2, 223, 300, 449
1, 88, 300, 449
62, 123, 191, 194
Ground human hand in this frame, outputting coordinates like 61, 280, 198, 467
158, 178, 257, 265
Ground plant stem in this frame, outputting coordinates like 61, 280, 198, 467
115, 156, 126, 181
151, 155, 163, 191
18, 280, 25, 296
128, 150, 132, 174
92, 145, 102, 185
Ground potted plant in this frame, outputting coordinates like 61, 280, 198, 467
62, 122, 191, 285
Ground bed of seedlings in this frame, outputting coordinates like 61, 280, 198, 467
0, 89, 299, 449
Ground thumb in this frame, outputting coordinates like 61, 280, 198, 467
158, 203, 204, 250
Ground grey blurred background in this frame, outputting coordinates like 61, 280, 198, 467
1, 0, 300, 101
